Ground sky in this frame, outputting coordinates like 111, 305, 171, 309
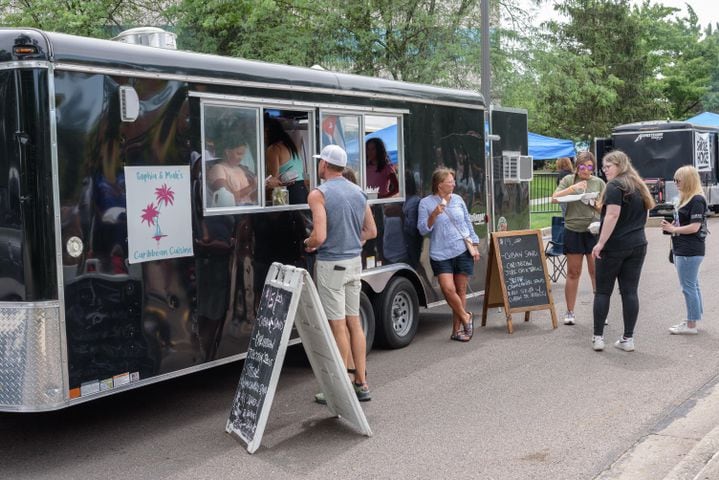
522, 0, 719, 28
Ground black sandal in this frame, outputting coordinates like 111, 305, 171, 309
463, 312, 474, 338
451, 330, 471, 342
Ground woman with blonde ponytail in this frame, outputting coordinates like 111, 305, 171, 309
661, 165, 707, 335
590, 151, 655, 352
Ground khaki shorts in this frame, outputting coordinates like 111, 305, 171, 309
316, 257, 362, 320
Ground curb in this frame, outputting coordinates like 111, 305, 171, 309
693, 449, 719, 479
663, 423, 719, 480
595, 375, 719, 480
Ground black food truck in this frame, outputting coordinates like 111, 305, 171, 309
0, 28, 530, 411
596, 120, 719, 215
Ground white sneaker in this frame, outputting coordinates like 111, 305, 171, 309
564, 312, 576, 326
604, 319, 609, 326
592, 336, 605, 351
614, 337, 635, 352
669, 322, 698, 335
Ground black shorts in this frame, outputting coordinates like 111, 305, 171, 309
430, 250, 474, 276
563, 229, 597, 255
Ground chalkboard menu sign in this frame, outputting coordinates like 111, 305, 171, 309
497, 234, 549, 308
226, 263, 372, 454
481, 230, 557, 333
227, 283, 292, 451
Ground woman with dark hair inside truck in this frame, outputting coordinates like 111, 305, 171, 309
264, 116, 308, 204
366, 137, 399, 198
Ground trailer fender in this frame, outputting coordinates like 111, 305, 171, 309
360, 263, 427, 307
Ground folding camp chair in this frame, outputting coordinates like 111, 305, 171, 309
544, 216, 567, 282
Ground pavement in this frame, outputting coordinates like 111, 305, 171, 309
596, 375, 719, 480
3, 219, 719, 479
542, 218, 719, 480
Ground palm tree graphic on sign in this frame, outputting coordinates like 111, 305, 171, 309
140, 183, 175, 245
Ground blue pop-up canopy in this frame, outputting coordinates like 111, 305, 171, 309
528, 132, 576, 160
686, 112, 719, 127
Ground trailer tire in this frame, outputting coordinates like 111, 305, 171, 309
373, 276, 419, 349
359, 291, 375, 353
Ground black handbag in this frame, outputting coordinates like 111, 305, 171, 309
668, 249, 674, 264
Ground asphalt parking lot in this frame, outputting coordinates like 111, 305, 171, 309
2, 219, 719, 480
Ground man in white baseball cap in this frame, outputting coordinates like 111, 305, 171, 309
312, 144, 348, 168
305, 144, 376, 402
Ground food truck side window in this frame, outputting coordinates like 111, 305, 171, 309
262, 109, 313, 206
364, 115, 401, 199
320, 112, 362, 184
202, 104, 261, 210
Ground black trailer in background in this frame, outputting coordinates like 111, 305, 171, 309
595, 121, 719, 213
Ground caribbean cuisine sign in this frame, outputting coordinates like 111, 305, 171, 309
125, 166, 194, 264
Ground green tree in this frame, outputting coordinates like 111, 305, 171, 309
697, 24, 719, 114
507, 0, 719, 141
641, 3, 713, 119
169, 0, 490, 86
0, 0, 165, 38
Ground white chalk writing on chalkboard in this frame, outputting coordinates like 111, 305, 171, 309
228, 283, 292, 443
497, 233, 549, 309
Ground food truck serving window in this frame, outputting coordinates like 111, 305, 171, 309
201, 104, 261, 212
320, 111, 403, 201
263, 108, 314, 207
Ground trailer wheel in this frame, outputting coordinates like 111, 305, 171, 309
374, 276, 419, 349
359, 291, 376, 353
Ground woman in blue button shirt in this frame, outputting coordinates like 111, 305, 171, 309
418, 167, 480, 342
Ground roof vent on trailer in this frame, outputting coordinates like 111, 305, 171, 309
112, 27, 177, 50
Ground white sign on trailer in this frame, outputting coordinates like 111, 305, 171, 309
226, 263, 372, 454
124, 165, 194, 264
695, 132, 712, 172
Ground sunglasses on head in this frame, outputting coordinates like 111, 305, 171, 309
578, 165, 594, 171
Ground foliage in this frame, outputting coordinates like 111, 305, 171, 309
504, 0, 719, 141
0, 0, 167, 38
1, 0, 718, 142
168, 0, 492, 86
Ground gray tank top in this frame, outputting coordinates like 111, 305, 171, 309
316, 177, 367, 260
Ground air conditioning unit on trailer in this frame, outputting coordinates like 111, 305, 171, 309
503, 151, 533, 183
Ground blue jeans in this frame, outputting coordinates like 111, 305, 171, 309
674, 255, 704, 321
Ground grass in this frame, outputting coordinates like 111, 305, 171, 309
530, 211, 559, 231
530, 171, 562, 231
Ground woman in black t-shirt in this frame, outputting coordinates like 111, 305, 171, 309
590, 151, 655, 352
661, 166, 707, 335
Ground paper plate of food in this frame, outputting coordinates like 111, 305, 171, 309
556, 193, 585, 203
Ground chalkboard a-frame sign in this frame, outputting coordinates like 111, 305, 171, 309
481, 230, 558, 333
226, 263, 372, 454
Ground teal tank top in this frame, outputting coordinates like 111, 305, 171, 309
278, 152, 304, 182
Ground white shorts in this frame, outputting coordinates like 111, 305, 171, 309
316, 256, 362, 320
